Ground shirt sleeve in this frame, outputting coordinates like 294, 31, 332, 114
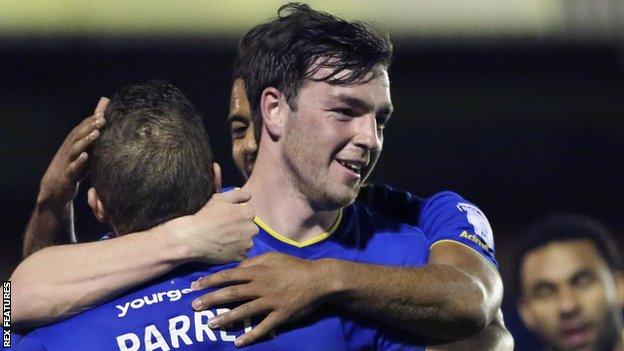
419, 191, 498, 268
12, 331, 46, 351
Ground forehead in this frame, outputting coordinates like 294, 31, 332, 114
303, 67, 392, 108
521, 239, 609, 287
229, 79, 251, 118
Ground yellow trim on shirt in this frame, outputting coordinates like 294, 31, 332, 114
254, 210, 343, 248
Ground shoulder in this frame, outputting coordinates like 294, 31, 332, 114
420, 190, 498, 268
344, 202, 430, 266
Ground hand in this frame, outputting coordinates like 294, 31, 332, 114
166, 190, 259, 264
190, 252, 331, 347
37, 98, 109, 212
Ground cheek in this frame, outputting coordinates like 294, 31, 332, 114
526, 300, 560, 331
232, 142, 244, 159
579, 285, 613, 315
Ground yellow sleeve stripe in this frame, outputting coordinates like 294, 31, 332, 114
254, 210, 343, 248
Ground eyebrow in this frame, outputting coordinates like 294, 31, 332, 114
570, 268, 596, 282
530, 280, 555, 292
334, 94, 393, 116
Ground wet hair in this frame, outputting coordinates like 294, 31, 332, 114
513, 214, 622, 297
90, 81, 214, 235
233, 2, 393, 140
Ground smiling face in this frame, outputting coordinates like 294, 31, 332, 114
278, 67, 392, 210
228, 79, 257, 179
519, 239, 624, 351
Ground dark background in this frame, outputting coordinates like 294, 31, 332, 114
2, 35, 623, 350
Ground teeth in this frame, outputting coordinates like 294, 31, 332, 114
338, 160, 362, 173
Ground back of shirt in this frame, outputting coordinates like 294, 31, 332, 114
15, 263, 349, 351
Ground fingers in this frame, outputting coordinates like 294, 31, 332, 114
66, 152, 89, 181
238, 252, 281, 268
191, 267, 254, 292
216, 189, 253, 204
192, 283, 258, 312
208, 299, 269, 329
237, 255, 264, 268
68, 129, 100, 160
235, 312, 282, 347
67, 107, 106, 144
94, 97, 110, 114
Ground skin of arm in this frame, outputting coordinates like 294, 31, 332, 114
428, 310, 514, 351
23, 201, 75, 258
12, 188, 258, 329
191, 241, 504, 347
332, 241, 502, 342
12, 226, 192, 329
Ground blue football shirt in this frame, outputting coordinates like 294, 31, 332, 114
16, 186, 495, 350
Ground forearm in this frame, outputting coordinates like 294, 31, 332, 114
427, 310, 513, 350
23, 201, 74, 258
325, 259, 495, 342
11, 225, 194, 328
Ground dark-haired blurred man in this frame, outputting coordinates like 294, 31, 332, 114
516, 215, 624, 351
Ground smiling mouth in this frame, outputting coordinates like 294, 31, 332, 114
336, 159, 364, 175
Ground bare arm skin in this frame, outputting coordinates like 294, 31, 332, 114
191, 241, 504, 347
23, 99, 109, 257
23, 202, 75, 258
428, 310, 513, 351
13, 226, 190, 328
12, 189, 258, 329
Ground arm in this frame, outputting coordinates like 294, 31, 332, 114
12, 189, 258, 329
191, 243, 502, 346
428, 310, 514, 351
329, 241, 502, 342
23, 98, 109, 257
23, 201, 75, 258
191, 190, 505, 346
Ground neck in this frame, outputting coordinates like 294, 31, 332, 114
243, 142, 339, 243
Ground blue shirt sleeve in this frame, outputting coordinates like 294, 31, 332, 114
12, 331, 46, 351
419, 191, 498, 268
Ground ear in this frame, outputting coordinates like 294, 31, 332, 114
87, 187, 108, 223
614, 270, 624, 308
260, 87, 287, 139
212, 162, 222, 193
518, 297, 537, 331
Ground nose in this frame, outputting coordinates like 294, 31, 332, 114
558, 286, 581, 318
353, 114, 381, 151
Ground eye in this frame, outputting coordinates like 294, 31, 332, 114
573, 271, 597, 290
332, 108, 356, 118
532, 284, 556, 300
230, 121, 248, 139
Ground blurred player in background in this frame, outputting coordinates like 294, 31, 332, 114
13, 3, 511, 350
515, 214, 624, 351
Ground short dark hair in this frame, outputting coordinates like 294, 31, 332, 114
513, 214, 622, 297
91, 81, 214, 235
234, 2, 393, 140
